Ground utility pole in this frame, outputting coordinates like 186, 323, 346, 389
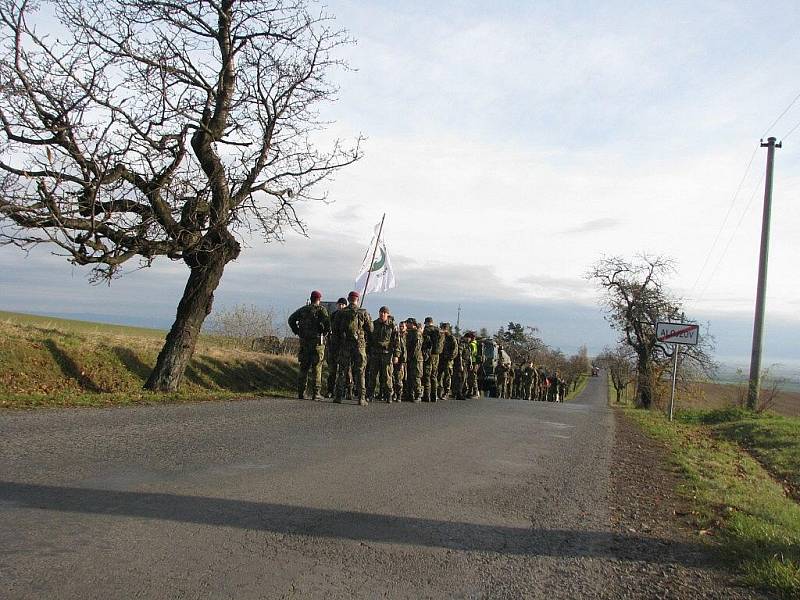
456, 304, 461, 335
747, 137, 781, 410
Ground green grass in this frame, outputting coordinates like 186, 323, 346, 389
679, 408, 800, 503
565, 373, 590, 401
625, 406, 800, 598
0, 310, 167, 338
0, 313, 298, 408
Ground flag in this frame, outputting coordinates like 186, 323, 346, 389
355, 220, 396, 295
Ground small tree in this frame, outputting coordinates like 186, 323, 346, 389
494, 321, 546, 364
0, 0, 361, 391
587, 254, 715, 408
596, 345, 635, 403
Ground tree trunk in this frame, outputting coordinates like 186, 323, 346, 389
635, 352, 653, 409
144, 232, 240, 392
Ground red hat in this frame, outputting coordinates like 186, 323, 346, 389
310, 290, 322, 301
348, 290, 360, 300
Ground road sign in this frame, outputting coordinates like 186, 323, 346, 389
656, 322, 699, 346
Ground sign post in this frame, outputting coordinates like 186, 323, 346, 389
656, 322, 700, 422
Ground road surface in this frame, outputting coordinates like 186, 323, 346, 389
0, 377, 753, 598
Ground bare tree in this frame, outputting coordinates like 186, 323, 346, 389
0, 0, 361, 391
587, 254, 715, 408
595, 345, 635, 403
208, 303, 277, 348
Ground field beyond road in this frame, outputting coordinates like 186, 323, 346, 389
1, 376, 763, 599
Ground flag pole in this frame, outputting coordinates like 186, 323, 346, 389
360, 213, 386, 308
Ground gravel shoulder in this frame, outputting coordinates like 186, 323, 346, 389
609, 407, 771, 599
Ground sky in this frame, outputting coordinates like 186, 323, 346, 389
2, 0, 800, 370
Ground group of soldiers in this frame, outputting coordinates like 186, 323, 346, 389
288, 290, 568, 406
493, 352, 567, 402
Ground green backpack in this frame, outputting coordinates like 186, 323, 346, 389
336, 306, 362, 342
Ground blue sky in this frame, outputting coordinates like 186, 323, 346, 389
2, 1, 800, 367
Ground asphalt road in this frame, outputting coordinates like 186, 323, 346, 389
0, 377, 737, 598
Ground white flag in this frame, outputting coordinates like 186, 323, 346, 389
355, 221, 396, 295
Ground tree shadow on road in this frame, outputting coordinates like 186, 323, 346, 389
0, 480, 756, 568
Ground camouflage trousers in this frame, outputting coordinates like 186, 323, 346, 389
451, 365, 466, 399
393, 363, 405, 401
496, 371, 507, 398
422, 354, 440, 401
298, 341, 325, 398
326, 342, 339, 396
335, 342, 366, 402
521, 380, 533, 400
438, 358, 454, 398
367, 352, 394, 401
467, 367, 478, 397
405, 356, 423, 401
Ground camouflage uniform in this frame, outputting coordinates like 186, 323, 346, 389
437, 325, 458, 399
287, 303, 331, 399
495, 357, 509, 398
393, 326, 407, 402
451, 340, 466, 400
325, 306, 346, 396
547, 371, 559, 402
422, 322, 442, 401
522, 363, 537, 400
513, 365, 524, 398
332, 302, 373, 405
467, 338, 479, 397
367, 316, 398, 402
404, 323, 423, 402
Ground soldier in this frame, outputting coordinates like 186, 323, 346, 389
495, 344, 510, 398
523, 360, 539, 400
558, 377, 567, 403
466, 332, 479, 398
393, 320, 407, 402
513, 364, 524, 399
287, 290, 331, 400
421, 316, 442, 402
325, 297, 347, 397
367, 306, 397, 403
332, 291, 373, 406
547, 370, 560, 402
437, 322, 457, 399
451, 334, 466, 400
404, 318, 423, 402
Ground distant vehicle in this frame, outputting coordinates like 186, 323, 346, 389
477, 339, 511, 397
591, 366, 600, 377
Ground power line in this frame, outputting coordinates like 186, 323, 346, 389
696, 171, 765, 303
688, 144, 760, 297
781, 117, 800, 142
761, 89, 800, 138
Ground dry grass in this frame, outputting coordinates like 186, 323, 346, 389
681, 382, 800, 418
0, 315, 298, 408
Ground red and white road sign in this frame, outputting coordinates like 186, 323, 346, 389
656, 322, 699, 346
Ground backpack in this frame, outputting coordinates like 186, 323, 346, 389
442, 333, 457, 360
297, 305, 324, 340
336, 306, 363, 342
425, 326, 443, 355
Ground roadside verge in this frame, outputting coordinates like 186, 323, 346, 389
623, 406, 800, 598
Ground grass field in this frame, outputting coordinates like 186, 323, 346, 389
0, 311, 298, 408
612, 374, 800, 598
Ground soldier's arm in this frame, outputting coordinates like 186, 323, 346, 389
319, 307, 331, 335
363, 312, 374, 334
287, 308, 301, 336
